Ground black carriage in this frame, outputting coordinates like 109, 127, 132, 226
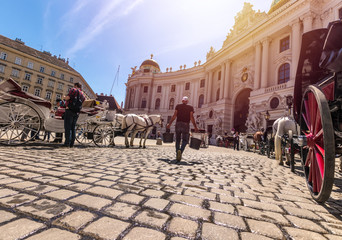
293, 20, 342, 203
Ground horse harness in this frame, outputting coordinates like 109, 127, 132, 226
125, 115, 155, 131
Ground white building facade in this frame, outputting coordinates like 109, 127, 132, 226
124, 0, 342, 138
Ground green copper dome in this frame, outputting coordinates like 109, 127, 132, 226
268, 0, 290, 14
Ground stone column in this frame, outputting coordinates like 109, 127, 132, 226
291, 19, 301, 81
134, 84, 141, 108
162, 85, 168, 109
302, 12, 313, 33
207, 71, 213, 104
254, 42, 261, 90
219, 63, 225, 99
224, 60, 231, 99
261, 38, 270, 88
124, 87, 129, 109
205, 72, 210, 104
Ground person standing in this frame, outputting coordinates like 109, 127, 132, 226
63, 82, 85, 147
166, 96, 198, 162
233, 131, 239, 151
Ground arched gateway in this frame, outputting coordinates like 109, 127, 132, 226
233, 89, 251, 133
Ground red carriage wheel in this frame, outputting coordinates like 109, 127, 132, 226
300, 85, 335, 203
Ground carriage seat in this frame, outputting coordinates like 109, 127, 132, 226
0, 78, 52, 109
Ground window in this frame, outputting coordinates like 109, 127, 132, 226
169, 98, 175, 110
37, 77, 43, 84
143, 86, 148, 93
216, 88, 220, 101
51, 70, 56, 77
280, 36, 290, 52
56, 94, 61, 100
198, 94, 204, 108
22, 85, 29, 92
155, 98, 160, 110
278, 63, 290, 84
58, 83, 63, 90
185, 82, 190, 91
68, 86, 73, 92
218, 71, 221, 80
0, 52, 7, 60
200, 79, 205, 88
157, 86, 162, 93
15, 57, 22, 65
40, 66, 45, 73
48, 80, 55, 88
171, 85, 176, 92
24, 73, 31, 81
11, 69, 19, 77
34, 88, 41, 97
270, 97, 280, 109
46, 91, 52, 100
60, 73, 64, 80
141, 99, 147, 108
27, 62, 33, 69
70, 77, 73, 83
0, 65, 4, 73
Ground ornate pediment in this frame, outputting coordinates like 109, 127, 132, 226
223, 3, 267, 47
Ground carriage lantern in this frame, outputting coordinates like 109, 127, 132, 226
286, 95, 293, 108
264, 110, 270, 121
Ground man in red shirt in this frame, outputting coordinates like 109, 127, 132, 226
63, 82, 85, 147
167, 96, 198, 162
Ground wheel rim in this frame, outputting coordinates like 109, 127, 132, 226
0, 102, 41, 145
93, 125, 114, 147
75, 123, 92, 145
300, 85, 335, 202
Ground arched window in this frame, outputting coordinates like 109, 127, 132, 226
278, 63, 290, 84
198, 94, 204, 108
216, 88, 220, 101
155, 98, 160, 110
169, 98, 174, 110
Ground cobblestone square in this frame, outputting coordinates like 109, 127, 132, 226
0, 138, 341, 239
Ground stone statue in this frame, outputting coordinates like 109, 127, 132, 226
131, 66, 137, 75
246, 108, 261, 132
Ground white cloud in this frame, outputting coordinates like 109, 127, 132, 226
66, 0, 143, 57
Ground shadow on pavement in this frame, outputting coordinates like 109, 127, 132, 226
157, 158, 203, 166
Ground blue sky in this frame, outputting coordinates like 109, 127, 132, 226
1, 0, 272, 105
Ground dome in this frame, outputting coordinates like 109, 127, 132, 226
140, 59, 160, 70
268, 0, 290, 14
140, 54, 161, 73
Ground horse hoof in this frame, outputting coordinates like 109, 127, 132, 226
279, 161, 284, 166
143, 146, 146, 149
285, 161, 290, 166
126, 145, 129, 148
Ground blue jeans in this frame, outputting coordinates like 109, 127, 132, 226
175, 122, 190, 153
64, 109, 79, 146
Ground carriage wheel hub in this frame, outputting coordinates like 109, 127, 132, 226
307, 133, 315, 148
11, 121, 20, 129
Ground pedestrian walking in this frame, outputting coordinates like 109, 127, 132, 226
63, 82, 85, 148
166, 96, 198, 162
233, 131, 239, 151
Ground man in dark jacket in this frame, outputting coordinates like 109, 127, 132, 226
63, 82, 85, 147
167, 96, 198, 162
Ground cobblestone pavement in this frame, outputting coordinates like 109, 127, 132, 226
0, 138, 342, 240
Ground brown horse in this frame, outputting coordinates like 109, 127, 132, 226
253, 130, 264, 153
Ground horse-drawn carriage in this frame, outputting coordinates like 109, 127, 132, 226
284, 20, 342, 203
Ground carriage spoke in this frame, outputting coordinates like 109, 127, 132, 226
314, 147, 325, 178
313, 129, 323, 141
308, 92, 317, 133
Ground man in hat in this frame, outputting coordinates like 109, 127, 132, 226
167, 96, 199, 162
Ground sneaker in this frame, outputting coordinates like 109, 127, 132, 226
176, 150, 182, 162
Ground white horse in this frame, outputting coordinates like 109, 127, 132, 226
273, 116, 300, 165
121, 114, 163, 148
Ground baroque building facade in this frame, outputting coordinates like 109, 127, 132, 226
0, 35, 96, 106
124, 0, 342, 138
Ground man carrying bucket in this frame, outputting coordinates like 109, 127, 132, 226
167, 96, 199, 162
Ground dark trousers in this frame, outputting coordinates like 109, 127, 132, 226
175, 122, 190, 153
234, 139, 239, 150
64, 109, 79, 146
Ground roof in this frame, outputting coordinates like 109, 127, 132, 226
96, 94, 121, 111
0, 35, 79, 74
